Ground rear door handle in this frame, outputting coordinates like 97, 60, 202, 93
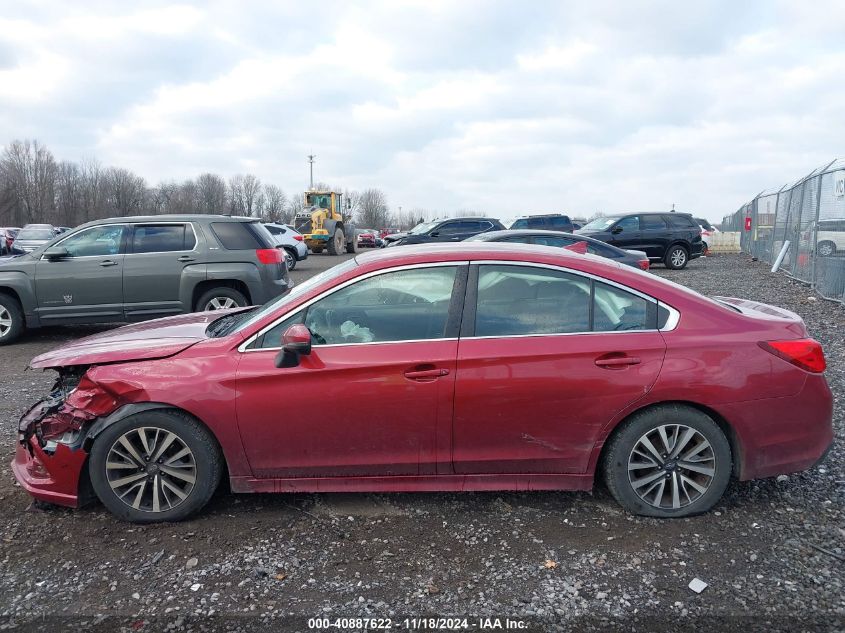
99, 260, 118, 267
404, 367, 450, 380
595, 356, 641, 368
178, 255, 195, 262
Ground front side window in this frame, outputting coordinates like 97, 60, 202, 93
548, 216, 571, 229
254, 266, 459, 348
439, 221, 473, 235
58, 225, 124, 257
132, 224, 194, 253
527, 217, 547, 229
614, 216, 639, 232
475, 265, 591, 336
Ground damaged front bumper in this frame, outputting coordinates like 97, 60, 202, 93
12, 369, 123, 507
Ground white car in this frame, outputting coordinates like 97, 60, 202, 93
815, 219, 845, 257
263, 223, 309, 270
694, 217, 718, 254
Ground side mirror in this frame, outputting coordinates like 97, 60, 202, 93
429, 231, 440, 238
274, 324, 312, 368
43, 246, 70, 260
611, 226, 623, 235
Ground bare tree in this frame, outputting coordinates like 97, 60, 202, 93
196, 173, 227, 214
54, 161, 82, 226
227, 175, 245, 215
262, 184, 287, 223
104, 167, 146, 215
79, 158, 103, 222
0, 139, 57, 224
356, 188, 390, 228
242, 174, 261, 217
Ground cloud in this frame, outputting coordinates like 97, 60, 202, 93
0, 1, 844, 221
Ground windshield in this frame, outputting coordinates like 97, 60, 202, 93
17, 229, 54, 240
219, 258, 359, 337
580, 217, 620, 231
408, 221, 437, 235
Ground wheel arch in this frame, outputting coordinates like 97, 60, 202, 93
594, 400, 744, 481
191, 279, 251, 311
79, 402, 231, 499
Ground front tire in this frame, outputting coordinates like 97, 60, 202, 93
664, 245, 689, 269
602, 405, 731, 518
327, 228, 345, 255
88, 410, 223, 523
346, 235, 358, 254
196, 287, 248, 312
0, 292, 25, 346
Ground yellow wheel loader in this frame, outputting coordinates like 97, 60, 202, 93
294, 190, 357, 255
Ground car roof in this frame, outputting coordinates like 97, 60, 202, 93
512, 213, 570, 219
472, 229, 618, 247
433, 217, 500, 222
71, 214, 257, 231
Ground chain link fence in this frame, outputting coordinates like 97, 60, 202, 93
723, 159, 845, 305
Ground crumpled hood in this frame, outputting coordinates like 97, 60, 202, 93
29, 310, 238, 369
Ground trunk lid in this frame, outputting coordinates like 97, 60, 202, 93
713, 296, 808, 337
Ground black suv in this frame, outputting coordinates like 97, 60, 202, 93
575, 212, 704, 269
509, 214, 574, 233
0, 215, 291, 345
384, 217, 504, 246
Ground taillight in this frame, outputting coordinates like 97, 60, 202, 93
256, 248, 283, 264
293, 235, 303, 241
638, 259, 650, 270
759, 338, 826, 373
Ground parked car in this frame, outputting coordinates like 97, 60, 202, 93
0, 215, 291, 345
694, 217, 718, 254
814, 218, 845, 257
1, 227, 20, 254
379, 227, 399, 239
384, 217, 505, 246
357, 230, 378, 248
263, 222, 309, 271
13, 224, 57, 253
14, 243, 832, 523
507, 214, 574, 233
465, 229, 650, 270
576, 212, 704, 269
55, 226, 72, 234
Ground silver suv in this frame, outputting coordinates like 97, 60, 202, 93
0, 215, 291, 345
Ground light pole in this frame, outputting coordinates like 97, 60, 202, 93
307, 154, 316, 189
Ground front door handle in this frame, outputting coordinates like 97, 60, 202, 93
99, 260, 118, 267
595, 355, 641, 368
177, 255, 195, 262
404, 367, 450, 380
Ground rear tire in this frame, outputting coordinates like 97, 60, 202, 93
664, 245, 689, 269
0, 292, 24, 346
196, 287, 248, 312
602, 405, 731, 518
817, 241, 836, 257
327, 228, 345, 255
88, 410, 223, 523
283, 248, 297, 271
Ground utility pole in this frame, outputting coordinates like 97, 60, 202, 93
307, 154, 316, 189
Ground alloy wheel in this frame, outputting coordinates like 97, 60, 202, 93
0, 306, 11, 338
670, 249, 687, 267
105, 426, 197, 513
627, 424, 716, 510
284, 250, 295, 270
204, 296, 238, 310
818, 243, 833, 257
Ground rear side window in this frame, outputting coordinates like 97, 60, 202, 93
531, 235, 571, 247
527, 217, 547, 229
640, 215, 666, 230
475, 265, 591, 336
593, 282, 652, 331
510, 219, 528, 229
210, 222, 271, 250
665, 214, 697, 228
132, 224, 194, 253
473, 265, 656, 337
548, 216, 571, 229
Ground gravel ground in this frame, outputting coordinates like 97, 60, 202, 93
0, 252, 842, 632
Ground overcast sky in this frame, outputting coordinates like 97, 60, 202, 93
1, 1, 843, 221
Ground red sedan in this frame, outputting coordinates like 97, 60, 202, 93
14, 244, 833, 523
